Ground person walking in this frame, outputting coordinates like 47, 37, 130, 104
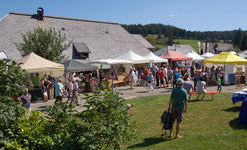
155, 68, 160, 88
168, 66, 173, 87
183, 78, 194, 100
17, 88, 31, 112
41, 76, 50, 102
163, 66, 168, 87
147, 72, 154, 92
55, 78, 64, 104
67, 78, 73, 104
48, 75, 55, 100
129, 68, 137, 89
168, 79, 188, 139
173, 69, 180, 88
71, 79, 79, 106
217, 74, 222, 92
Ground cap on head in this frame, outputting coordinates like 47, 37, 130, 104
176, 78, 184, 85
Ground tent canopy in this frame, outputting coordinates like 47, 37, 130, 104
18, 52, 64, 72
186, 51, 204, 61
115, 50, 150, 64
144, 52, 168, 63
64, 59, 98, 72
89, 59, 133, 65
204, 52, 247, 64
160, 51, 192, 61
201, 52, 215, 58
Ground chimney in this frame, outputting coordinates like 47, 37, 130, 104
37, 7, 44, 20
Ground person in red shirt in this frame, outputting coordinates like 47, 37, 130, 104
143, 68, 149, 85
160, 68, 164, 88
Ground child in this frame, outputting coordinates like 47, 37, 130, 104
217, 74, 222, 92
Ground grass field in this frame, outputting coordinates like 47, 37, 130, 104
123, 93, 247, 150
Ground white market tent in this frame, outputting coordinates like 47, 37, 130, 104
201, 52, 215, 59
186, 51, 204, 61
115, 50, 150, 64
144, 52, 168, 63
18, 52, 64, 77
0, 51, 8, 59
89, 59, 133, 65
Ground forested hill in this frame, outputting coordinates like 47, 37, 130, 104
122, 24, 238, 42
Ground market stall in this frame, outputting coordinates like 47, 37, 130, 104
144, 52, 168, 63
18, 52, 64, 77
18, 52, 64, 101
186, 51, 204, 61
204, 52, 247, 85
160, 51, 192, 66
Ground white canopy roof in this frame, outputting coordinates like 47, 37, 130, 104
18, 52, 64, 72
201, 52, 215, 58
186, 51, 204, 61
0, 51, 8, 59
89, 59, 133, 65
144, 52, 168, 63
115, 50, 150, 64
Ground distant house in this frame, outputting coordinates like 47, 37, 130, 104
208, 43, 233, 54
0, 8, 153, 62
154, 44, 196, 56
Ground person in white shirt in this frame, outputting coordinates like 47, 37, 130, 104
129, 68, 137, 89
163, 66, 168, 87
196, 77, 207, 100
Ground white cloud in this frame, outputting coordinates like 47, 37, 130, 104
168, 14, 176, 18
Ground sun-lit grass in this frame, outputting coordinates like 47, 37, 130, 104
123, 93, 247, 150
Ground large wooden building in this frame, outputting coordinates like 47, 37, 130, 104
0, 8, 153, 62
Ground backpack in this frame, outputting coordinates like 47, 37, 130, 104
161, 111, 173, 130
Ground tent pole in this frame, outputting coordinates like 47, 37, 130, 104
112, 79, 114, 91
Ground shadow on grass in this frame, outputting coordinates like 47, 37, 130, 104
223, 106, 241, 112
127, 137, 171, 149
187, 99, 212, 103
229, 118, 247, 130
136, 91, 149, 94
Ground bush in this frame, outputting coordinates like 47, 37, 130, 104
0, 59, 137, 150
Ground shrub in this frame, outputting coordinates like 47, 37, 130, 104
0, 59, 137, 150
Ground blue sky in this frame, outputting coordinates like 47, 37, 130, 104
0, 0, 246, 31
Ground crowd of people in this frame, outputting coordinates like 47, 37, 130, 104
17, 61, 225, 113
128, 62, 224, 95
17, 74, 81, 111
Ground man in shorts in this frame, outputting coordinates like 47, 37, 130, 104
168, 78, 188, 139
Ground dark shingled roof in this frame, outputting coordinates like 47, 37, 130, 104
64, 59, 97, 72
73, 42, 91, 53
0, 12, 151, 61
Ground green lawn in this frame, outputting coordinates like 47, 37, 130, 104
123, 93, 247, 150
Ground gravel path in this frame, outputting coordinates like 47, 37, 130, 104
31, 84, 245, 112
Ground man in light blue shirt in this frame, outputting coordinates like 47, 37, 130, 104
55, 78, 64, 104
